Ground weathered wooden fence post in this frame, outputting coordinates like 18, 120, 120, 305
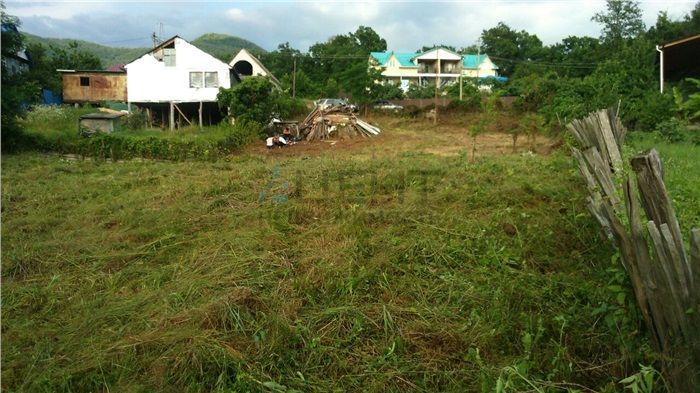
568, 109, 699, 390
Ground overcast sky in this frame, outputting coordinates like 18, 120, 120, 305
6, 0, 697, 52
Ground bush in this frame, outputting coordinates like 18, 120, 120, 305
445, 81, 481, 111
446, 99, 479, 113
275, 96, 309, 120
407, 83, 436, 99
402, 105, 423, 118
621, 89, 674, 132
19, 105, 261, 161
123, 109, 148, 130
654, 118, 687, 143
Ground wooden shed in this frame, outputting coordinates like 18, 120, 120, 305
656, 33, 700, 92
59, 70, 127, 103
79, 112, 125, 134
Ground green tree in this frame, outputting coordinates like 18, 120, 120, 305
217, 76, 279, 125
592, 0, 645, 46
308, 26, 386, 101
407, 83, 437, 99
417, 44, 458, 53
480, 22, 544, 76
1, 5, 37, 151
545, 36, 601, 78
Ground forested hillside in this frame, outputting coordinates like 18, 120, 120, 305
21, 32, 265, 67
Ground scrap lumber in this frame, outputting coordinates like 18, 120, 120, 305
299, 105, 380, 142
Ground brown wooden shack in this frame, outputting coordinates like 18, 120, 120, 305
59, 69, 127, 103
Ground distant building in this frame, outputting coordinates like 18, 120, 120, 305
124, 36, 238, 129
58, 69, 127, 104
656, 33, 700, 93
229, 48, 280, 88
369, 47, 503, 92
1, 23, 30, 75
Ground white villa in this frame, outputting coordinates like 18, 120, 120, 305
369, 47, 503, 91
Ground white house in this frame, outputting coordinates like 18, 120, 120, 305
125, 36, 236, 129
229, 48, 280, 88
369, 47, 503, 92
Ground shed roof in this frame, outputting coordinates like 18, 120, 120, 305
660, 32, 700, 49
80, 112, 125, 120
57, 69, 126, 74
658, 33, 700, 81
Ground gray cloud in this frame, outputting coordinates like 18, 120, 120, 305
6, 0, 698, 52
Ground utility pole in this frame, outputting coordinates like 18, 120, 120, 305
459, 49, 463, 101
476, 38, 481, 82
292, 56, 297, 99
152, 32, 157, 48
434, 49, 440, 126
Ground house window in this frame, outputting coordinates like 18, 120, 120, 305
80, 76, 90, 86
163, 47, 176, 67
189, 72, 203, 88
190, 72, 219, 88
204, 72, 218, 88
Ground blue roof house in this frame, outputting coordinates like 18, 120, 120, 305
369, 47, 502, 92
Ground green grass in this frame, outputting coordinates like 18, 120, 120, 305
625, 131, 700, 238
2, 138, 659, 392
17, 106, 259, 160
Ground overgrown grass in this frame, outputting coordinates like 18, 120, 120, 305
17, 106, 260, 160
625, 131, 700, 237
2, 141, 661, 391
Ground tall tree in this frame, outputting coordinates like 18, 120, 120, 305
480, 22, 544, 76
592, 0, 645, 45
307, 26, 387, 101
417, 44, 458, 53
545, 36, 601, 78
1, 5, 39, 150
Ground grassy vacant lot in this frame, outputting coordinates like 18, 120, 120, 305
2, 114, 697, 392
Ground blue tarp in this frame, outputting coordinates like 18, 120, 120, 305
42, 88, 62, 105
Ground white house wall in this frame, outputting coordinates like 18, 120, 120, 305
126, 38, 231, 103
414, 48, 462, 61
229, 49, 268, 77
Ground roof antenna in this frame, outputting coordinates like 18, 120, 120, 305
152, 22, 164, 48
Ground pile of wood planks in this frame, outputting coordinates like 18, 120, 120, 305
300, 105, 380, 142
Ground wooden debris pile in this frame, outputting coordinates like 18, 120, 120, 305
300, 105, 380, 142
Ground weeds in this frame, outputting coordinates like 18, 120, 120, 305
3, 116, 696, 392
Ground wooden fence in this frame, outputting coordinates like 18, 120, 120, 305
568, 109, 699, 390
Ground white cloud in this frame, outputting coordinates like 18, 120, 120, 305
6, 0, 115, 20
5, 0, 698, 52
225, 8, 245, 21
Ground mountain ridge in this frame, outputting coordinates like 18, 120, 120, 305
21, 32, 267, 69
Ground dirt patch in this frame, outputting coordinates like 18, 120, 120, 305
250, 113, 557, 159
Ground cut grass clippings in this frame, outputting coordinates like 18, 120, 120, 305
2, 146, 659, 392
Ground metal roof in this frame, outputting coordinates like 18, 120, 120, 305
80, 112, 126, 120
370, 51, 419, 67
462, 54, 498, 69
372, 51, 498, 70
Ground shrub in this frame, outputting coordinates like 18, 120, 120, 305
654, 118, 687, 143
621, 89, 674, 132
406, 83, 436, 99
123, 109, 148, 130
446, 99, 479, 113
402, 105, 423, 118
218, 77, 279, 124
275, 96, 308, 120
